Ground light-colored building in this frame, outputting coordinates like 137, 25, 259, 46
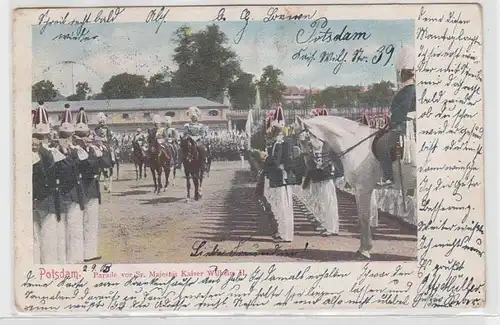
33, 97, 231, 133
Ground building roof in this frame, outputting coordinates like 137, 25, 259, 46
33, 97, 227, 113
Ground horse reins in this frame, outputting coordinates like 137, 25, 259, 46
299, 124, 386, 159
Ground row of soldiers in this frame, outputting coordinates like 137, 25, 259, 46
32, 102, 111, 264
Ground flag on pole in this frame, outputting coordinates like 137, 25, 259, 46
245, 109, 253, 149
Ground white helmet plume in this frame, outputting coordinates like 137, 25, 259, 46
59, 103, 75, 133
395, 44, 415, 71
187, 106, 201, 120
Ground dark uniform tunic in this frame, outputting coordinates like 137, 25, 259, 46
33, 147, 56, 211
79, 145, 109, 204
376, 83, 416, 182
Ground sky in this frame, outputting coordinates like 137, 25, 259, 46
32, 19, 414, 97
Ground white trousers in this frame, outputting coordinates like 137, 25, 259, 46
33, 198, 66, 264
310, 180, 340, 234
83, 198, 100, 260
65, 202, 84, 263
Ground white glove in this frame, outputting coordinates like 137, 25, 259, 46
49, 148, 66, 163
91, 145, 103, 157
70, 145, 89, 161
32, 152, 40, 165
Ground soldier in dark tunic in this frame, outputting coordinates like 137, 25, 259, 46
57, 103, 89, 263
74, 107, 106, 262
32, 102, 67, 264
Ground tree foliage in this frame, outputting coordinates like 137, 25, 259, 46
32, 80, 57, 102
170, 24, 241, 101
258, 65, 286, 108
100, 73, 147, 99
228, 72, 256, 110
67, 81, 92, 101
144, 70, 173, 98
312, 81, 395, 109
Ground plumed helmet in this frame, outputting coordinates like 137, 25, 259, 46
59, 103, 75, 133
164, 115, 172, 125
96, 112, 107, 123
187, 106, 201, 120
152, 114, 162, 125
75, 107, 89, 133
395, 44, 415, 71
271, 103, 285, 129
32, 102, 51, 135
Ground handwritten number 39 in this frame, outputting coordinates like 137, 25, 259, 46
372, 44, 395, 66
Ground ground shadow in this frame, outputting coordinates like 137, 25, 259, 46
257, 247, 417, 262
139, 197, 184, 205
113, 190, 151, 197
113, 178, 134, 182
193, 169, 276, 243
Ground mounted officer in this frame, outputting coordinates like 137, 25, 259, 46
94, 112, 115, 165
133, 128, 146, 146
162, 116, 180, 167
32, 101, 67, 264
73, 107, 105, 262
179, 106, 209, 163
376, 45, 416, 186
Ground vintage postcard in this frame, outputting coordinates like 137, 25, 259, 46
13, 2, 485, 314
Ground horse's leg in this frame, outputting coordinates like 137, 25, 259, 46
198, 168, 203, 198
157, 166, 163, 195
193, 175, 200, 201
151, 165, 157, 193
116, 161, 120, 180
108, 168, 113, 193
163, 165, 170, 191
135, 162, 139, 181
355, 187, 374, 259
171, 163, 176, 186
185, 169, 191, 199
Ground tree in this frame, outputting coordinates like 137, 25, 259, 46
66, 81, 92, 101
32, 80, 57, 102
100, 73, 147, 99
258, 65, 286, 108
228, 72, 256, 110
170, 24, 241, 101
313, 85, 364, 108
359, 81, 395, 107
144, 70, 173, 98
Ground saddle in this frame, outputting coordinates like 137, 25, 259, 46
371, 129, 405, 162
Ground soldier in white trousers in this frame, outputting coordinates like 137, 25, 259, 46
57, 103, 89, 263
74, 107, 105, 262
32, 102, 67, 264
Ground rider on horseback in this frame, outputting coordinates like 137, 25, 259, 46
178, 106, 209, 164
376, 45, 416, 186
161, 116, 180, 168
133, 128, 146, 146
151, 114, 179, 166
94, 112, 115, 165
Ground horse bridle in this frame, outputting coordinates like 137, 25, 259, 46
298, 125, 382, 159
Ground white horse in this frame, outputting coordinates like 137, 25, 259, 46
296, 115, 382, 259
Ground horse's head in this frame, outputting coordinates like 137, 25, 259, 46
295, 116, 332, 169
180, 137, 198, 161
147, 129, 159, 153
